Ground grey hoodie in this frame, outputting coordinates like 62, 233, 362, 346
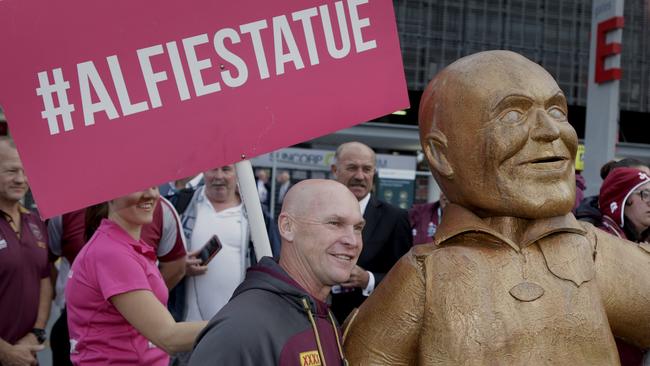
189, 257, 347, 366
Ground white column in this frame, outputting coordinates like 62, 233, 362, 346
583, 0, 625, 196
235, 159, 273, 260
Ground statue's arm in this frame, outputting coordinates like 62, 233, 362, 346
592, 226, 650, 348
343, 249, 426, 365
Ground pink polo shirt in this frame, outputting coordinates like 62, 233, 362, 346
65, 219, 169, 366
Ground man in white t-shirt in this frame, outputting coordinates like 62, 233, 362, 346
169, 164, 251, 366
182, 164, 250, 322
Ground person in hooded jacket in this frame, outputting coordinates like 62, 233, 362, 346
598, 167, 650, 242
575, 158, 649, 225
596, 167, 650, 366
189, 179, 364, 366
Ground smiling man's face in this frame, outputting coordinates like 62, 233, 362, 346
280, 180, 364, 295
425, 51, 578, 218
204, 164, 238, 205
332, 142, 376, 201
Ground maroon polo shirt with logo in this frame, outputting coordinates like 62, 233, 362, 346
0, 207, 49, 344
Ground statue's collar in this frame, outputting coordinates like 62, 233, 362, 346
435, 204, 587, 252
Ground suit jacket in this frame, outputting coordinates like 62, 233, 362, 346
331, 195, 412, 323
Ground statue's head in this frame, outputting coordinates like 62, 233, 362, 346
419, 50, 577, 218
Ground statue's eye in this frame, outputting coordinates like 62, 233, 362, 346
548, 107, 567, 120
500, 110, 523, 123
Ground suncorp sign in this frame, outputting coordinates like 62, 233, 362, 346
252, 147, 415, 172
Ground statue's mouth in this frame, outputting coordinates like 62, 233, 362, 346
522, 156, 569, 171
530, 156, 566, 163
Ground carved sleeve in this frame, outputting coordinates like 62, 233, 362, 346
343, 249, 427, 365
591, 224, 650, 348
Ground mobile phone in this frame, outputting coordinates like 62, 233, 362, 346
198, 235, 222, 265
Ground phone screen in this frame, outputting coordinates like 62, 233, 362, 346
198, 235, 222, 265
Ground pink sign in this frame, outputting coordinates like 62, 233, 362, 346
0, 0, 408, 218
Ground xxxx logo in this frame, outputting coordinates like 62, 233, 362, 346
299, 350, 321, 366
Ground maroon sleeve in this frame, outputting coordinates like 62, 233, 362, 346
152, 197, 187, 262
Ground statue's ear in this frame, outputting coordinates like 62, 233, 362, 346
424, 129, 454, 178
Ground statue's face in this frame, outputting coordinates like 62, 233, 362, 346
432, 52, 578, 218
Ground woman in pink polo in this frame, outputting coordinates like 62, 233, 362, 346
65, 187, 206, 365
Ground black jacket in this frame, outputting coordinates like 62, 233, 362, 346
330, 195, 412, 323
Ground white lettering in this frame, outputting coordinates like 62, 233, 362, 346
77, 61, 119, 126
39, 1, 384, 136
166, 41, 191, 101
240, 20, 270, 79
137, 45, 168, 108
214, 29, 249, 88
182, 34, 221, 96
320, 2, 351, 59
273, 15, 305, 75
292, 8, 320, 66
348, 0, 377, 52
106, 55, 149, 116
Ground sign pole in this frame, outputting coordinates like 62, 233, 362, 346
583, 0, 625, 196
270, 152, 278, 220
235, 159, 273, 260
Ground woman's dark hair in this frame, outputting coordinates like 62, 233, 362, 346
623, 224, 642, 243
600, 158, 648, 180
84, 202, 108, 241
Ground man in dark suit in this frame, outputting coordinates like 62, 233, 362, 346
329, 142, 412, 323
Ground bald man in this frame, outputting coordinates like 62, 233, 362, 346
343, 51, 650, 365
189, 179, 364, 366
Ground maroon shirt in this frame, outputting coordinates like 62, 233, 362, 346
58, 199, 185, 263
0, 207, 49, 343
408, 201, 442, 245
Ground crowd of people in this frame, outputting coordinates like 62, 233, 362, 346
1, 129, 648, 365
1, 131, 650, 366
1, 55, 650, 364
0, 134, 414, 365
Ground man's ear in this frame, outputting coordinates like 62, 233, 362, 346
423, 129, 454, 178
330, 163, 338, 178
278, 213, 295, 242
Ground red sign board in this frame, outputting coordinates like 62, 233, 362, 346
0, 0, 408, 217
